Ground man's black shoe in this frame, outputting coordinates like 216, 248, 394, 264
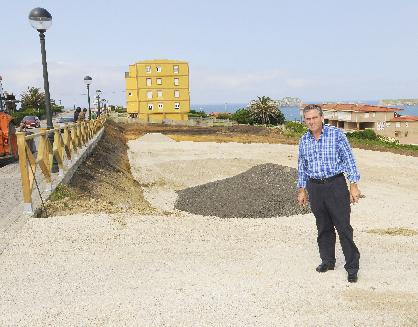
347, 273, 358, 283
316, 262, 335, 273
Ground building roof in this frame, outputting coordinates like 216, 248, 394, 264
390, 115, 418, 122
319, 103, 402, 113
135, 59, 188, 64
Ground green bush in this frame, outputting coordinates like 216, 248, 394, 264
231, 108, 254, 124
115, 107, 127, 113
284, 121, 307, 135
346, 129, 378, 140
217, 113, 232, 120
189, 109, 208, 118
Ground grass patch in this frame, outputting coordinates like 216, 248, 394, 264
49, 184, 76, 202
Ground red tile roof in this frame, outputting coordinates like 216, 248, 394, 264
390, 115, 418, 122
319, 103, 402, 112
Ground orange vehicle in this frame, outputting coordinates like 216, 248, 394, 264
0, 111, 18, 166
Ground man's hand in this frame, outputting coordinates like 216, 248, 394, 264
298, 188, 308, 206
350, 183, 361, 204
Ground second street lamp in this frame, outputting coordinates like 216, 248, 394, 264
84, 76, 92, 120
96, 90, 102, 116
29, 7, 58, 173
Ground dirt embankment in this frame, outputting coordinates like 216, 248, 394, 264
44, 121, 154, 217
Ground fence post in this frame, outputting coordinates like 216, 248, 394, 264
53, 127, 65, 176
16, 132, 33, 213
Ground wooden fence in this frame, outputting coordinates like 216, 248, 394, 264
16, 116, 106, 214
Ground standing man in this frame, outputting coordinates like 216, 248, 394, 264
74, 107, 81, 122
297, 104, 361, 283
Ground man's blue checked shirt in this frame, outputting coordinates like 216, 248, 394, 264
297, 124, 360, 188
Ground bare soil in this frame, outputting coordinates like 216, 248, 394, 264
43, 121, 154, 217
123, 123, 300, 144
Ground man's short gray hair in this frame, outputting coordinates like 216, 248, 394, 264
303, 104, 323, 117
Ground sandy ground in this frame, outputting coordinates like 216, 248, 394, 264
0, 133, 417, 326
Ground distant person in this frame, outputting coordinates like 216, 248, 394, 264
297, 104, 361, 283
78, 108, 87, 121
91, 111, 97, 120
74, 107, 81, 122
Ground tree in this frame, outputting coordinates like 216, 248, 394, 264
248, 96, 285, 125
20, 86, 62, 116
20, 87, 45, 112
231, 108, 253, 124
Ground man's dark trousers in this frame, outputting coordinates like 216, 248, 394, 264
306, 175, 360, 274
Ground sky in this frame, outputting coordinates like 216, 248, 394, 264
2, 0, 418, 108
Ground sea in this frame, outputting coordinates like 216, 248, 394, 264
191, 101, 418, 122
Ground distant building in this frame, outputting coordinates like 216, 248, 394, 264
300, 103, 418, 144
384, 115, 418, 141
125, 59, 190, 121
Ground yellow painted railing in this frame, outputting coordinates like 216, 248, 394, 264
16, 116, 106, 213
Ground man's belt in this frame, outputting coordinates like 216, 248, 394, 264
309, 173, 344, 184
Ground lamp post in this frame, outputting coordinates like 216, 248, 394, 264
84, 76, 92, 119
29, 7, 58, 172
101, 99, 107, 114
96, 89, 102, 116
0, 76, 4, 112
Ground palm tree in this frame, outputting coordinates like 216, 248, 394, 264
20, 87, 45, 113
248, 96, 284, 125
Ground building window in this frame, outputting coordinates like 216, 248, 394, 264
174, 102, 180, 109
386, 122, 391, 127
156, 66, 162, 72
158, 103, 164, 110
147, 91, 152, 99
174, 78, 179, 86
148, 104, 153, 110
364, 112, 369, 118
173, 65, 179, 74
405, 122, 408, 128
156, 78, 162, 85
395, 122, 401, 128
145, 65, 151, 73
372, 113, 376, 117
146, 78, 152, 86
157, 90, 163, 98
128, 92, 132, 96
174, 90, 180, 98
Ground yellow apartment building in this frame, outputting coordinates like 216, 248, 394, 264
125, 59, 190, 121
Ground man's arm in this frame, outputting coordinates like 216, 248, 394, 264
338, 131, 361, 203
297, 139, 309, 206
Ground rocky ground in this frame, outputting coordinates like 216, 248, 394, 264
175, 163, 311, 218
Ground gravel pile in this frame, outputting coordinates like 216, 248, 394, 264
175, 163, 311, 218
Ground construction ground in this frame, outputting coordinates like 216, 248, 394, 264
0, 120, 417, 326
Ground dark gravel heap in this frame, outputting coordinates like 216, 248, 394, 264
175, 163, 311, 218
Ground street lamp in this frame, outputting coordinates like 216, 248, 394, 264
29, 7, 58, 172
101, 99, 107, 114
96, 89, 102, 116
0, 76, 4, 112
84, 76, 92, 119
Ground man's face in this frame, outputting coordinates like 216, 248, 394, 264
304, 109, 323, 134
